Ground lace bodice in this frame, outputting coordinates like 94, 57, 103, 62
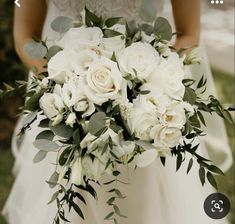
43, 0, 164, 43
49, 0, 164, 22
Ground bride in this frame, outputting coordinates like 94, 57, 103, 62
3, 0, 233, 224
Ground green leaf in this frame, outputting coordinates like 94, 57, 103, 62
36, 130, 54, 141
154, 17, 172, 41
113, 170, 120, 176
176, 153, 183, 171
207, 172, 218, 189
104, 211, 115, 220
115, 189, 126, 198
33, 150, 47, 163
33, 139, 60, 151
38, 118, 50, 128
47, 190, 60, 204
73, 129, 81, 145
197, 111, 206, 126
48, 171, 59, 188
160, 157, 166, 166
50, 123, 74, 138
105, 17, 122, 28
106, 197, 115, 205
71, 202, 84, 219
85, 6, 101, 26
208, 165, 224, 176
199, 167, 205, 186
75, 192, 87, 205
183, 87, 197, 105
141, 24, 154, 35
46, 45, 62, 61
24, 92, 44, 111
24, 41, 47, 59
88, 112, 106, 136
187, 158, 193, 174
104, 29, 123, 38
22, 111, 38, 126
51, 16, 73, 33
59, 147, 72, 166
113, 205, 127, 218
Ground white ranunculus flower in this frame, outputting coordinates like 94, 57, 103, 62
150, 124, 182, 150
57, 27, 103, 50
161, 101, 187, 129
80, 57, 124, 105
136, 149, 158, 168
39, 92, 65, 126
118, 42, 160, 80
128, 98, 159, 141
146, 53, 185, 99
71, 157, 83, 186
47, 50, 74, 84
140, 84, 170, 114
65, 112, 77, 127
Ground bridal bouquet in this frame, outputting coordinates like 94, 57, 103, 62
1, 7, 233, 224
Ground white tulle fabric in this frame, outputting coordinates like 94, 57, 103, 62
2, 0, 232, 224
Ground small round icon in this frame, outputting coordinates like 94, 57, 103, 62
204, 193, 230, 219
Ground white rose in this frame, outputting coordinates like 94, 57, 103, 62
71, 157, 83, 186
47, 50, 74, 84
161, 101, 187, 129
147, 53, 185, 99
39, 92, 64, 126
140, 84, 170, 114
150, 124, 182, 150
65, 112, 77, 127
57, 27, 103, 50
128, 98, 159, 141
71, 48, 101, 75
118, 42, 159, 80
80, 57, 124, 105
74, 98, 95, 117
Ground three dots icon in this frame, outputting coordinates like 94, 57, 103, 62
211, 0, 224, 4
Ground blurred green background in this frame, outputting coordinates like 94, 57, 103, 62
0, 1, 234, 224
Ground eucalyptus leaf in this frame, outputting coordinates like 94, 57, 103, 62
24, 92, 44, 111
38, 118, 50, 128
46, 45, 62, 61
183, 87, 197, 105
50, 123, 74, 138
24, 41, 47, 59
33, 139, 60, 151
88, 112, 106, 136
33, 150, 47, 163
51, 16, 73, 33
154, 17, 172, 41
48, 171, 59, 188
141, 24, 154, 35
36, 130, 54, 141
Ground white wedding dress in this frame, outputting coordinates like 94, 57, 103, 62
3, 1, 233, 224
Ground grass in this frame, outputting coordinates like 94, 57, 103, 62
0, 68, 234, 224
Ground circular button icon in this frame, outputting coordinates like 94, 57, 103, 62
204, 193, 230, 219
